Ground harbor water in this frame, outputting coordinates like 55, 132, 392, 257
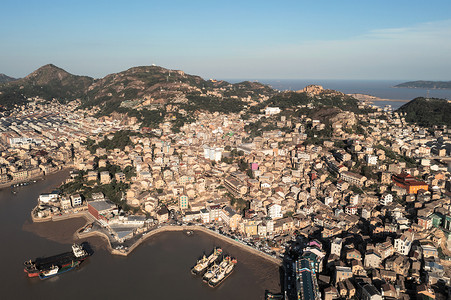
0, 171, 280, 300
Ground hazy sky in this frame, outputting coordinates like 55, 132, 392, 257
1, 0, 451, 80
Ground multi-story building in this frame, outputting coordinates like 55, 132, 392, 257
100, 171, 111, 184
224, 176, 248, 197
39, 192, 59, 203
345, 205, 358, 215
70, 194, 82, 207
418, 216, 433, 230
179, 194, 189, 209
219, 206, 242, 231
365, 154, 378, 165
346, 249, 362, 261
334, 150, 351, 162
87, 171, 98, 182
207, 204, 222, 222
115, 172, 126, 182
265, 107, 281, 116
331, 238, 343, 257
11, 169, 28, 181
340, 171, 367, 186
267, 203, 283, 220
335, 266, 353, 283
375, 241, 395, 260
364, 251, 382, 269
421, 243, 438, 258
379, 193, 393, 206
392, 172, 428, 194
394, 231, 414, 255
380, 171, 392, 184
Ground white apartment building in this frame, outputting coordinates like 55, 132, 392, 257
365, 154, 378, 165
70, 194, 82, 207
267, 203, 283, 220
379, 193, 393, 206
265, 107, 281, 116
394, 231, 414, 255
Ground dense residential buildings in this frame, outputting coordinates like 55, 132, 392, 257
3, 90, 451, 299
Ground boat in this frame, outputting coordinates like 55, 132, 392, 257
191, 255, 208, 275
202, 263, 220, 282
208, 257, 237, 287
191, 247, 222, 275
203, 256, 229, 282
206, 248, 222, 264
24, 244, 91, 279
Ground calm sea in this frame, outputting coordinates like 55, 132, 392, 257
0, 172, 279, 300
227, 79, 451, 110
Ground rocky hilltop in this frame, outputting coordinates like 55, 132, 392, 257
0, 64, 276, 112
310, 107, 357, 128
0, 64, 376, 129
297, 84, 345, 97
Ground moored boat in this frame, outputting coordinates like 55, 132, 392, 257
208, 257, 237, 287
202, 263, 220, 282
191, 255, 208, 275
191, 247, 222, 275
24, 244, 90, 279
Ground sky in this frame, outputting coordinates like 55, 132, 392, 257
1, 0, 451, 80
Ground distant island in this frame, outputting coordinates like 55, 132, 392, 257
394, 80, 451, 89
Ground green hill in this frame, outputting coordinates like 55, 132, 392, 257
396, 97, 451, 127
0, 64, 276, 111
0, 64, 94, 107
395, 80, 451, 89
0, 64, 369, 130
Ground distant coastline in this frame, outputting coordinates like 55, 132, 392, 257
394, 80, 451, 90
347, 93, 409, 103
255, 79, 451, 101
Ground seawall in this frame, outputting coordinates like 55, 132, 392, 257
32, 212, 282, 265
97, 225, 282, 265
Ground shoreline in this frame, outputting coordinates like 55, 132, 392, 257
32, 211, 281, 266
369, 98, 409, 102
105, 225, 283, 265
347, 93, 410, 103
0, 166, 72, 191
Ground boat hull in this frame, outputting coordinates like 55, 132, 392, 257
24, 244, 90, 279
38, 263, 79, 280
208, 269, 234, 288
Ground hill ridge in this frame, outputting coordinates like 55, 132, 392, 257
395, 80, 451, 90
